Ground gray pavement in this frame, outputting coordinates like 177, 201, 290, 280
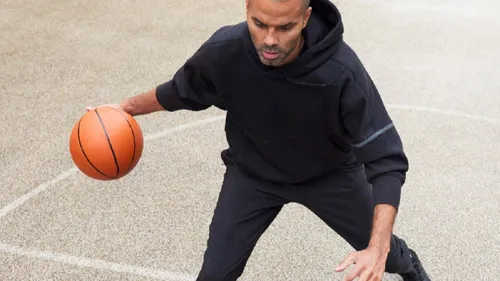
1, 0, 499, 280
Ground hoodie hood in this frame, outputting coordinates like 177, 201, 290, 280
293, 0, 344, 74
243, 0, 344, 80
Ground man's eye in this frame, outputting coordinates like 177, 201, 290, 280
279, 25, 292, 31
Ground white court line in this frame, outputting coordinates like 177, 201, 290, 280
388, 104, 499, 125
0, 243, 195, 281
0, 168, 78, 219
0, 104, 497, 280
144, 115, 225, 141
0, 115, 225, 221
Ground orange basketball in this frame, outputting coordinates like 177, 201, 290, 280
69, 106, 143, 180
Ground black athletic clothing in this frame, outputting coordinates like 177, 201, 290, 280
195, 152, 414, 280
154, 0, 421, 279
156, 0, 409, 210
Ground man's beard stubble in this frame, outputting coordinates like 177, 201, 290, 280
256, 35, 303, 66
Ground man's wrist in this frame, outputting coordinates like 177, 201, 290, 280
368, 204, 397, 254
368, 233, 391, 253
368, 241, 391, 254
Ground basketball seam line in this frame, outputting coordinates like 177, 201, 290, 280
110, 107, 136, 174
95, 109, 120, 178
77, 117, 113, 179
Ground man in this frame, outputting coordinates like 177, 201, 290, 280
88, 0, 432, 280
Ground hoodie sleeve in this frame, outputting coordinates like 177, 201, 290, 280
339, 67, 409, 210
155, 42, 223, 112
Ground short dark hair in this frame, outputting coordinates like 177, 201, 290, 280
301, 0, 311, 11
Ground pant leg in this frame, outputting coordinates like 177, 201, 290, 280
197, 154, 288, 281
297, 156, 414, 274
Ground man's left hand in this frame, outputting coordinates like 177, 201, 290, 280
335, 246, 388, 281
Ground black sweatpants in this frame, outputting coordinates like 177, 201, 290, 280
196, 153, 415, 280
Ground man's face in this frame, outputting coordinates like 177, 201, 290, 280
246, 0, 311, 67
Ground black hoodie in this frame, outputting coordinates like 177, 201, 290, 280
155, 0, 409, 209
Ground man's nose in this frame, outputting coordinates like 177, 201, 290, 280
264, 31, 278, 46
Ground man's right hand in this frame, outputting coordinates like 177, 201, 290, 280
84, 88, 165, 117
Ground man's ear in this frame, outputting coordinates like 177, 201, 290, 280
303, 7, 312, 28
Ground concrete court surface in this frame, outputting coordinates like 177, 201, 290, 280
0, 0, 499, 280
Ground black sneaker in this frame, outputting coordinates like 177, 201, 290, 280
400, 249, 431, 281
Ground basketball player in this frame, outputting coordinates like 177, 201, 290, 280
87, 0, 432, 280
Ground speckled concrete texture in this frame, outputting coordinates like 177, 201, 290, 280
1, 0, 499, 280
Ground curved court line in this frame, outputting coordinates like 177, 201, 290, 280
1, 104, 497, 221
387, 104, 499, 125
0, 115, 225, 220
0, 243, 195, 281
0, 104, 497, 280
